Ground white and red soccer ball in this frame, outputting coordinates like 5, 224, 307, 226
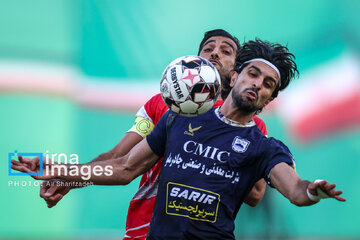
160, 55, 221, 116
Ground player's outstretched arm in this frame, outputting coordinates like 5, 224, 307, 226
270, 162, 346, 206
39, 131, 143, 207
244, 179, 266, 207
12, 139, 160, 185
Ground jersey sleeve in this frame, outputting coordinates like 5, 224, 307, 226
146, 111, 170, 157
127, 94, 164, 138
252, 115, 267, 136
128, 107, 155, 138
261, 138, 296, 187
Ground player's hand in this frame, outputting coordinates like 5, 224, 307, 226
40, 180, 71, 208
307, 180, 346, 202
11, 156, 41, 175
14, 156, 38, 171
11, 156, 55, 180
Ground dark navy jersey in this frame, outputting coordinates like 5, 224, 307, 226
146, 108, 294, 240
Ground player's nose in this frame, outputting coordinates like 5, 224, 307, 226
252, 77, 263, 89
210, 48, 220, 59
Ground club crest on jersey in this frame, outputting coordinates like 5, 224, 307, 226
232, 137, 250, 153
184, 123, 202, 136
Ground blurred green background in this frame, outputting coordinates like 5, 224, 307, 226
1, 0, 360, 239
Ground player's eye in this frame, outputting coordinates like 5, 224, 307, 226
248, 71, 257, 77
222, 50, 231, 55
203, 48, 212, 52
264, 81, 274, 89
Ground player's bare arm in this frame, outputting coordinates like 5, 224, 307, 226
244, 179, 266, 207
39, 131, 143, 207
270, 162, 346, 206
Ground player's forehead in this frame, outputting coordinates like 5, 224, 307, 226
202, 36, 237, 51
245, 61, 279, 83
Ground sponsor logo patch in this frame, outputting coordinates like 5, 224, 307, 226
166, 182, 220, 222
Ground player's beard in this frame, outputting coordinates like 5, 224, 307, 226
231, 88, 262, 114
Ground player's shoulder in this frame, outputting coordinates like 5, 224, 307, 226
252, 115, 267, 135
213, 100, 224, 108
143, 93, 169, 124
260, 136, 291, 156
144, 93, 166, 108
248, 124, 268, 142
267, 137, 289, 149
252, 115, 265, 127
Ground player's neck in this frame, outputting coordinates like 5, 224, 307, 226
220, 99, 255, 124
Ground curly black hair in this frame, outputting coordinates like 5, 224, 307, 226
234, 38, 299, 98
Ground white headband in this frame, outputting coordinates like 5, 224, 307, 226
243, 58, 281, 87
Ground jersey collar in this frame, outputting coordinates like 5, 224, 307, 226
214, 107, 256, 128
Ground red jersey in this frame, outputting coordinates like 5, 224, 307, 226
124, 93, 267, 239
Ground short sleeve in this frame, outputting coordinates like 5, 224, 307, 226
146, 111, 170, 157
127, 116, 155, 138
261, 138, 295, 187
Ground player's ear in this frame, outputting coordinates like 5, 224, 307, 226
230, 71, 238, 87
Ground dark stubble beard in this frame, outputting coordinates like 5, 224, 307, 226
231, 88, 261, 114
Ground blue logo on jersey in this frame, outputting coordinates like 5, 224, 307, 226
232, 137, 250, 153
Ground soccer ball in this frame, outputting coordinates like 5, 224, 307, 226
160, 55, 221, 116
